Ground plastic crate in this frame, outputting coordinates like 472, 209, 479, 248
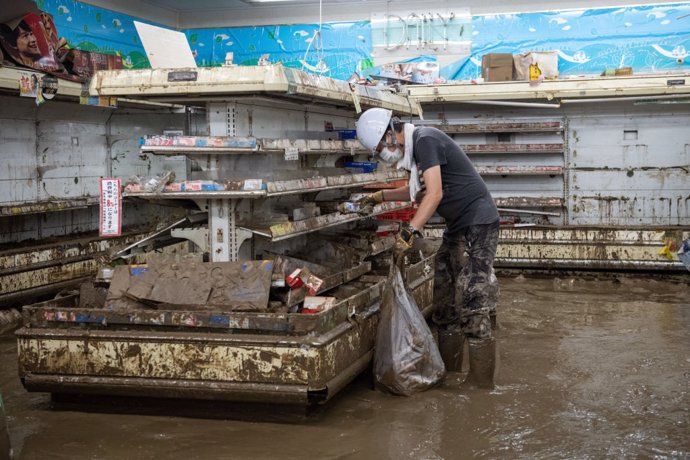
337, 130, 357, 140
344, 161, 377, 173
377, 206, 417, 222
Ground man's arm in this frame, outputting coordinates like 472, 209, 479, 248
410, 165, 442, 230
381, 185, 411, 201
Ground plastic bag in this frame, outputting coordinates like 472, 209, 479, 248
374, 265, 445, 396
126, 171, 175, 193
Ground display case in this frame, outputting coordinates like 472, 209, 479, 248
16, 65, 434, 406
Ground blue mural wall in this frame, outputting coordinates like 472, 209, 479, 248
36, 0, 690, 81
457, 5, 690, 80
184, 22, 373, 79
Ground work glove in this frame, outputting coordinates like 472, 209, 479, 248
394, 222, 421, 255
358, 190, 384, 207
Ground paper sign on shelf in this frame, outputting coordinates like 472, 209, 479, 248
284, 146, 299, 161
100, 178, 122, 237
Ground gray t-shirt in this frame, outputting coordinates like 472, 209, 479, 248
413, 127, 499, 233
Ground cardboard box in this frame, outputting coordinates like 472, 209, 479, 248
482, 53, 515, 82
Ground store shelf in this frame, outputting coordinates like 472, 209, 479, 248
123, 190, 266, 199
463, 144, 564, 154
477, 166, 563, 176
123, 170, 408, 200
0, 66, 83, 98
90, 65, 420, 115
406, 73, 690, 103
268, 170, 407, 195
244, 201, 412, 242
140, 136, 369, 155
0, 197, 99, 217
494, 196, 563, 208
423, 121, 564, 133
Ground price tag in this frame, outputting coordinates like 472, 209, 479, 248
284, 147, 299, 161
99, 178, 122, 237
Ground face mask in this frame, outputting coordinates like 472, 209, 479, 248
379, 146, 403, 165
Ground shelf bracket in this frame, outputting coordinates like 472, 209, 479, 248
170, 227, 209, 253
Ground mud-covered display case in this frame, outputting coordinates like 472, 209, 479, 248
16, 65, 435, 406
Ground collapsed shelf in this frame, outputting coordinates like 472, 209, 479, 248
90, 65, 421, 116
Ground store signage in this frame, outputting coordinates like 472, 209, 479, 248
99, 178, 122, 237
370, 8, 472, 67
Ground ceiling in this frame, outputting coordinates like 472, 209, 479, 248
81, 0, 400, 28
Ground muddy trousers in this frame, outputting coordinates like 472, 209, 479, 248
432, 220, 500, 338
432, 221, 500, 387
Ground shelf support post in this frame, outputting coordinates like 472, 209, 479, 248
207, 198, 251, 262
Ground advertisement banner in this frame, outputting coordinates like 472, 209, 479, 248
0, 12, 61, 72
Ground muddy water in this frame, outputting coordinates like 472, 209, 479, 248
1, 275, 688, 459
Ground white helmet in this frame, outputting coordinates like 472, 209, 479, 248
356, 108, 393, 152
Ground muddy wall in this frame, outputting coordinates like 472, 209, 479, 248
0, 95, 197, 244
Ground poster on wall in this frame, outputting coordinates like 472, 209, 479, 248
0, 13, 62, 72
100, 178, 122, 237
18, 70, 39, 97
18, 71, 58, 105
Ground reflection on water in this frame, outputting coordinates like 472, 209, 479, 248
1, 275, 688, 459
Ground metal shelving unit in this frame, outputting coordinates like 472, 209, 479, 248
421, 119, 567, 217
16, 66, 434, 406
90, 65, 420, 261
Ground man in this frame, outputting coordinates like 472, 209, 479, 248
10, 20, 42, 67
356, 107, 500, 389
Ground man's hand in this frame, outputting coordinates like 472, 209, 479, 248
394, 222, 421, 254
357, 190, 384, 207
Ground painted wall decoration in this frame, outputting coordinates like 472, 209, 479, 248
33, 0, 690, 81
455, 4, 690, 80
183, 22, 373, 80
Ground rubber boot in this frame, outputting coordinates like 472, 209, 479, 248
437, 329, 465, 372
466, 337, 496, 389
438, 330, 465, 372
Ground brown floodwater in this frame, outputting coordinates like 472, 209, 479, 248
1, 274, 688, 459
